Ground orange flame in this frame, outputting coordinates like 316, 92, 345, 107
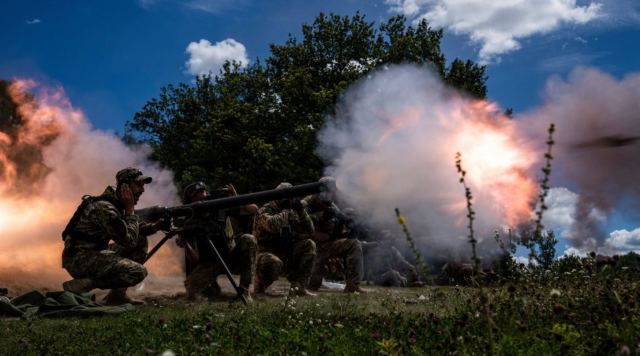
0, 80, 182, 296
374, 96, 538, 228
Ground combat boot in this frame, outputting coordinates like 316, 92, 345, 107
103, 288, 145, 305
253, 276, 266, 295
344, 284, 370, 294
62, 278, 95, 294
239, 287, 253, 304
289, 281, 317, 297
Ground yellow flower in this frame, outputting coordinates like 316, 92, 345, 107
397, 215, 407, 225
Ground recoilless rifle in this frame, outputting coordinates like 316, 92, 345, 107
137, 181, 328, 304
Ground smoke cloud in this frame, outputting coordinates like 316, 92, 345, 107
320, 65, 640, 260
319, 65, 539, 264
0, 80, 183, 296
520, 67, 640, 250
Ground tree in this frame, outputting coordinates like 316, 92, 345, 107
126, 13, 488, 192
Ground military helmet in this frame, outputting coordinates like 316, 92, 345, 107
182, 181, 209, 203
116, 167, 152, 185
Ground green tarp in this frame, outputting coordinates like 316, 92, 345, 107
0, 291, 133, 319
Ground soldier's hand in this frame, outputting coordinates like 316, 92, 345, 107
152, 218, 169, 232
118, 183, 136, 213
223, 184, 238, 197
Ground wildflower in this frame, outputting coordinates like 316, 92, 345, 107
334, 323, 344, 328
397, 215, 407, 225
205, 319, 213, 331
162, 351, 176, 356
158, 316, 166, 326
620, 345, 630, 355
550, 289, 561, 297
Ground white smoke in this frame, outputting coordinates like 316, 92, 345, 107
319, 65, 538, 263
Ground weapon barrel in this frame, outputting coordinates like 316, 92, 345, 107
171, 181, 325, 215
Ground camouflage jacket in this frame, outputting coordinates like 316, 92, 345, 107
63, 186, 155, 251
253, 201, 314, 243
302, 194, 342, 241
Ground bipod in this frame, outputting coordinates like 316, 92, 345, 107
202, 238, 248, 305
144, 229, 180, 264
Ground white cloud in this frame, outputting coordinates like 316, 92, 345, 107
603, 228, 640, 253
386, 0, 603, 63
26, 19, 41, 25
185, 38, 249, 76
184, 0, 247, 13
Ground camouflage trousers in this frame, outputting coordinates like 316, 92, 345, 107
308, 238, 363, 291
184, 234, 257, 299
256, 238, 316, 289
365, 246, 417, 286
62, 237, 148, 289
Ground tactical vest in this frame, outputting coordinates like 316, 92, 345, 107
61, 194, 122, 241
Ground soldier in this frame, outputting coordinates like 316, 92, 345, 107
61, 167, 164, 305
364, 243, 420, 287
176, 182, 257, 302
253, 182, 317, 296
303, 178, 367, 293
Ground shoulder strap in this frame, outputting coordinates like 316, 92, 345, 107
61, 194, 121, 240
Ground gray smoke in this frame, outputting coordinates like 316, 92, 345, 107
520, 67, 640, 249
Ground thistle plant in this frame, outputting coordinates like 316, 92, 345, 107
394, 208, 430, 279
529, 123, 556, 263
455, 152, 479, 273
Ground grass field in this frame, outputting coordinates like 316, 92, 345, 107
2, 263, 639, 356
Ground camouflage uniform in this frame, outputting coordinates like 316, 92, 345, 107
179, 210, 257, 300
302, 194, 364, 292
253, 194, 316, 293
62, 185, 154, 290
364, 244, 418, 287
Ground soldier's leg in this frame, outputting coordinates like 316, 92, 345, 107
310, 239, 364, 292
255, 253, 283, 294
288, 239, 316, 296
103, 239, 150, 304
374, 270, 406, 287
229, 234, 257, 291
64, 249, 147, 291
308, 242, 332, 291
184, 262, 218, 300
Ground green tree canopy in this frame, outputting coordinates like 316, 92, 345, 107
126, 13, 488, 193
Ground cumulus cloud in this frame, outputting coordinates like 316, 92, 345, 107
185, 38, 249, 76
386, 0, 602, 63
602, 228, 640, 254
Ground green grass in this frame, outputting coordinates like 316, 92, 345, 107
1, 274, 639, 355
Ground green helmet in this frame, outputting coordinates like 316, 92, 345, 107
182, 181, 209, 203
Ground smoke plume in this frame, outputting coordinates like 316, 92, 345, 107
320, 65, 640, 260
520, 67, 640, 250
0, 80, 182, 296
319, 65, 539, 263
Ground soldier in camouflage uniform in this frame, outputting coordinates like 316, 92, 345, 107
364, 242, 419, 287
253, 182, 317, 296
176, 182, 257, 302
303, 178, 367, 293
61, 167, 164, 305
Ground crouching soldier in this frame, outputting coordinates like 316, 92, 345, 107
253, 182, 317, 296
303, 177, 367, 293
176, 182, 257, 302
61, 167, 164, 305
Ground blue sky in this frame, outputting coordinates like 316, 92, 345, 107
3, 1, 638, 133
2, 0, 640, 257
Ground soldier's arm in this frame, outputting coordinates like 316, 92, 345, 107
91, 202, 140, 249
254, 205, 290, 234
291, 206, 315, 236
